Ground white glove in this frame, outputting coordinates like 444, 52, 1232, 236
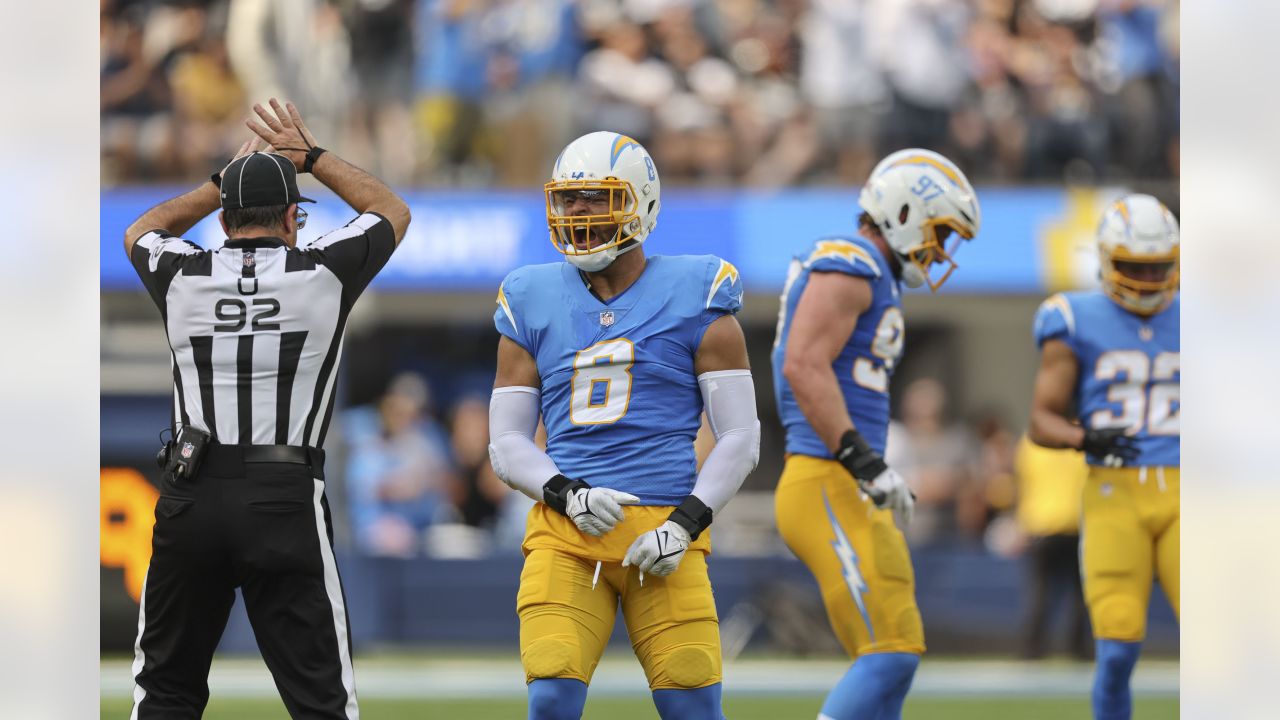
622, 520, 691, 578
862, 467, 915, 526
565, 486, 640, 537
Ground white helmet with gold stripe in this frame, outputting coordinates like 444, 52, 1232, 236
1097, 194, 1179, 315
544, 131, 662, 272
858, 149, 981, 291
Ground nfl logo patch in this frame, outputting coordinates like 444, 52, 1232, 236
181, 442, 195, 459
599, 311, 615, 327
243, 252, 256, 268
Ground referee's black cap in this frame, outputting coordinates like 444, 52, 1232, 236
220, 152, 316, 210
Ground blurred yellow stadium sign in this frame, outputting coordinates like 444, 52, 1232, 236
1041, 187, 1131, 293
101, 468, 157, 602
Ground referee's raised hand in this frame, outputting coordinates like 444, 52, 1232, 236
218, 136, 267, 180
245, 98, 319, 172
240, 97, 411, 243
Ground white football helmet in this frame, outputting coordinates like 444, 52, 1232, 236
1096, 194, 1179, 315
858, 149, 981, 291
544, 131, 662, 272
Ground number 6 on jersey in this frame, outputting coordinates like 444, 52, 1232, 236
571, 339, 635, 424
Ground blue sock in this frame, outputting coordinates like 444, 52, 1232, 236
652, 683, 723, 720
528, 678, 588, 720
1093, 640, 1141, 720
820, 653, 920, 720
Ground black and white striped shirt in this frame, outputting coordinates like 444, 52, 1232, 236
130, 213, 396, 448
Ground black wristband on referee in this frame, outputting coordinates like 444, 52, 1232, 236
304, 146, 327, 174
836, 429, 887, 483
542, 474, 590, 516
210, 171, 222, 188
668, 495, 713, 541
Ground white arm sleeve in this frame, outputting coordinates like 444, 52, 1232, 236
691, 370, 761, 514
488, 386, 562, 502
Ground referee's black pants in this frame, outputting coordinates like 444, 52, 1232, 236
1022, 533, 1092, 661
130, 449, 358, 719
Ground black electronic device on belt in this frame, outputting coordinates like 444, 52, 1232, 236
156, 426, 212, 482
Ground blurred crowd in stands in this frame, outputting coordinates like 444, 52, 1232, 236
339, 372, 534, 558
102, 0, 1179, 188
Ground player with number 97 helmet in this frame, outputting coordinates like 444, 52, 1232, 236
857, 148, 982, 291
770, 148, 983, 720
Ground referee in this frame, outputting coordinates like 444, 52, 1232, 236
123, 99, 410, 719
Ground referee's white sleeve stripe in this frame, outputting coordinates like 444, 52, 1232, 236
136, 231, 201, 255
307, 213, 385, 250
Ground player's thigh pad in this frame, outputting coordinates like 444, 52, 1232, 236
517, 548, 618, 684
621, 551, 722, 690
1081, 471, 1155, 642
776, 455, 924, 657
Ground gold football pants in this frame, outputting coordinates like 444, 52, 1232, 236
775, 454, 924, 657
1081, 466, 1180, 641
516, 546, 722, 690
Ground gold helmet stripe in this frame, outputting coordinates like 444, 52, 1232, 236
887, 155, 965, 187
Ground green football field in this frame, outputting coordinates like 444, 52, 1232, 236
102, 653, 1178, 718
101, 695, 1179, 718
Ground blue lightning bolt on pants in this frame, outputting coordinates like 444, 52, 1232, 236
776, 457, 924, 657
776, 457, 927, 719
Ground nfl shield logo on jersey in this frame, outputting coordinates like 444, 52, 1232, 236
243, 252, 256, 268
181, 441, 195, 459
599, 311, 615, 327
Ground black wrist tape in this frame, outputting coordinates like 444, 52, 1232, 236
836, 429, 887, 482
542, 474, 589, 516
669, 495, 713, 541
304, 146, 327, 174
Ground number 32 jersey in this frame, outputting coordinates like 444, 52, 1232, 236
494, 255, 743, 506
1033, 291, 1180, 467
773, 235, 903, 458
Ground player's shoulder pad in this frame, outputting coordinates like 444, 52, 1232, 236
1033, 292, 1081, 347
803, 236, 881, 279
648, 254, 744, 314
495, 262, 560, 341
698, 254, 743, 314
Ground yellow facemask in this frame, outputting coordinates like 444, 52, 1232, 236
544, 178, 642, 262
1100, 245, 1180, 315
902, 217, 974, 292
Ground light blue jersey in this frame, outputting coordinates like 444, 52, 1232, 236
772, 235, 903, 458
1034, 291, 1180, 467
494, 255, 743, 505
